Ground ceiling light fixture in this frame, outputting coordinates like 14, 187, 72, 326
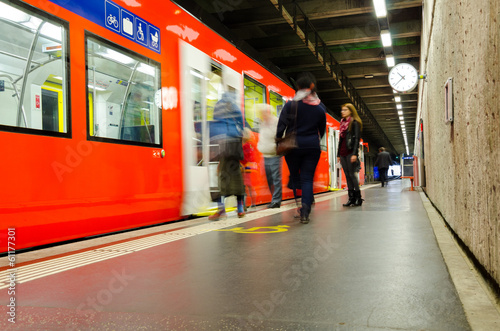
395, 96, 401, 102
381, 30, 392, 47
373, 0, 387, 18
386, 55, 395, 67
396, 104, 402, 110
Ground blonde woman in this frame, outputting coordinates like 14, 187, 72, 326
337, 103, 363, 206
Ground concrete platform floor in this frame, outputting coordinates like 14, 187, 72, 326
1, 180, 499, 330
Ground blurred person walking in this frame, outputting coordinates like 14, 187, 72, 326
209, 91, 246, 220
337, 103, 364, 206
242, 127, 258, 209
256, 104, 282, 208
277, 72, 326, 224
374, 147, 392, 187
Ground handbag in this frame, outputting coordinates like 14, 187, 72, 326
276, 101, 298, 156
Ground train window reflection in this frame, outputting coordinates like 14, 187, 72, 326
244, 76, 266, 129
86, 34, 161, 146
269, 91, 284, 116
0, 0, 69, 135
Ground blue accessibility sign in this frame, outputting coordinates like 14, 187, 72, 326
49, 0, 160, 53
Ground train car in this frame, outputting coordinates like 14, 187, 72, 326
0, 0, 345, 252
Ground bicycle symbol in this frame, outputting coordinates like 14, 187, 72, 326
107, 14, 118, 28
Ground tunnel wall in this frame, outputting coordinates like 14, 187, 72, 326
416, 0, 499, 287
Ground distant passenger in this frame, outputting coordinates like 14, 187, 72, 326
375, 147, 392, 187
337, 103, 364, 206
256, 104, 282, 208
209, 91, 245, 220
277, 72, 326, 224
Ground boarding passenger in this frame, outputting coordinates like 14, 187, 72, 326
337, 103, 364, 206
256, 104, 282, 208
242, 127, 258, 210
209, 91, 246, 220
277, 72, 326, 224
374, 147, 392, 187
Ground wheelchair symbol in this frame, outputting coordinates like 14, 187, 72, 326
216, 225, 289, 234
137, 23, 144, 41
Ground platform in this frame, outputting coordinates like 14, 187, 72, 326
1, 180, 499, 330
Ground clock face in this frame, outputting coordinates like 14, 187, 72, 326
388, 63, 419, 92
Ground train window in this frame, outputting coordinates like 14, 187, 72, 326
86, 34, 161, 146
0, 0, 69, 136
269, 91, 284, 116
243, 75, 266, 129
206, 63, 223, 121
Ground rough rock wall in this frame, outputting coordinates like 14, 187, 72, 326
418, 0, 499, 285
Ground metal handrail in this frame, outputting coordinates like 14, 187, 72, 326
0, 74, 25, 126
275, 0, 395, 151
16, 21, 46, 127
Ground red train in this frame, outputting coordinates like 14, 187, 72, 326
0, 0, 364, 252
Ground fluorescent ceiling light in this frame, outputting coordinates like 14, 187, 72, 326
398, 111, 403, 115
88, 84, 106, 91
101, 49, 134, 65
21, 16, 42, 30
400, 121, 405, 124
381, 30, 392, 47
399, 116, 404, 121
396, 104, 402, 109
373, 0, 387, 18
386, 55, 395, 67
137, 63, 156, 76
40, 22, 62, 41
0, 3, 30, 22
395, 96, 401, 102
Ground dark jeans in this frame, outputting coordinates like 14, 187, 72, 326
379, 167, 388, 186
284, 148, 321, 207
340, 154, 360, 191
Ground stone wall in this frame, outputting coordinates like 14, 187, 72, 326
416, 0, 499, 286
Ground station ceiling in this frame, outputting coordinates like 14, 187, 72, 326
174, 0, 423, 156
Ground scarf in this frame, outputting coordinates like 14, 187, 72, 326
340, 117, 351, 138
293, 89, 321, 105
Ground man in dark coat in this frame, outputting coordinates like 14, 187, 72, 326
374, 147, 392, 187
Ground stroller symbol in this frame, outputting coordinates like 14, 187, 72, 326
151, 31, 158, 48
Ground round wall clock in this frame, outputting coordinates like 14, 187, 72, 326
388, 63, 419, 92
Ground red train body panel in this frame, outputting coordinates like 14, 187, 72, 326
0, 0, 350, 252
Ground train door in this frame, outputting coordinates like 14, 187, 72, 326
180, 42, 243, 215
327, 127, 339, 189
357, 142, 365, 185
180, 42, 212, 215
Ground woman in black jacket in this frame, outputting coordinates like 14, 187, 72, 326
277, 72, 326, 224
337, 103, 364, 206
